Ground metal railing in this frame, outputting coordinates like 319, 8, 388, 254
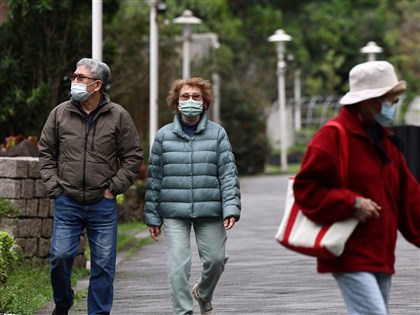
287, 95, 420, 129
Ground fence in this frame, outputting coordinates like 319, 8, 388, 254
291, 94, 419, 129
280, 96, 420, 182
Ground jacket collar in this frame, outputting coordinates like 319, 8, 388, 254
69, 93, 112, 114
173, 113, 208, 138
336, 106, 370, 139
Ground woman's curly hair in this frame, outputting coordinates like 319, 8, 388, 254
166, 77, 214, 113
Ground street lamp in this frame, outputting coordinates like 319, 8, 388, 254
92, 0, 103, 61
148, 0, 160, 153
269, 29, 292, 172
174, 10, 202, 78
190, 32, 221, 123
360, 41, 383, 61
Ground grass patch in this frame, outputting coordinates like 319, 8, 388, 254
0, 221, 150, 315
264, 163, 301, 175
126, 237, 152, 259
117, 221, 149, 252
118, 221, 148, 233
0, 262, 89, 315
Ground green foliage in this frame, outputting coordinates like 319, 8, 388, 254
221, 78, 271, 175
116, 194, 125, 205
0, 220, 146, 314
0, 199, 20, 312
0, 0, 119, 141
382, 0, 420, 99
0, 231, 17, 284
0, 0, 418, 171
0, 263, 49, 315
116, 221, 148, 253
265, 162, 301, 176
0, 261, 89, 315
0, 197, 20, 217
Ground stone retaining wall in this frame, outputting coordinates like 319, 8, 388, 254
0, 157, 86, 267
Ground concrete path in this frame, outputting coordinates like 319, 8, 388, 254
36, 175, 420, 314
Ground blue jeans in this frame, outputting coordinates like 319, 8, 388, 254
333, 272, 392, 315
50, 193, 118, 315
163, 218, 228, 315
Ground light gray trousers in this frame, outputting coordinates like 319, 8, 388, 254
163, 218, 228, 315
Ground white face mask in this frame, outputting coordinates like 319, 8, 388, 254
178, 99, 204, 120
70, 82, 96, 102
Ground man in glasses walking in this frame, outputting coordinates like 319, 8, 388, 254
39, 58, 143, 315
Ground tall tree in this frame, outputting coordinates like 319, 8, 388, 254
0, 0, 119, 140
0, 0, 417, 172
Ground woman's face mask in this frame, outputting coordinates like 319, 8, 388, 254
374, 100, 396, 126
178, 99, 204, 120
177, 86, 204, 120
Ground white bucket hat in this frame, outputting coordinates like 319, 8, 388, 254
340, 61, 406, 105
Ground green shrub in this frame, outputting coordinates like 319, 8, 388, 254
0, 197, 20, 218
0, 261, 89, 315
0, 231, 18, 312
0, 231, 17, 284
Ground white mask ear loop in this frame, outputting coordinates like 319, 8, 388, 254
89, 80, 102, 96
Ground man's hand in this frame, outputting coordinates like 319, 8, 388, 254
224, 216, 236, 230
104, 188, 115, 199
149, 226, 161, 242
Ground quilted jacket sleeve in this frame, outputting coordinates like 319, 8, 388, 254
144, 131, 163, 227
217, 128, 241, 221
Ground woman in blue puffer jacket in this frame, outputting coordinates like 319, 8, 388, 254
145, 77, 241, 315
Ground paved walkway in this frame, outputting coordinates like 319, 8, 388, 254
36, 175, 420, 314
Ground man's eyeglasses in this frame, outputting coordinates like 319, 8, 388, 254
179, 93, 203, 101
71, 73, 99, 82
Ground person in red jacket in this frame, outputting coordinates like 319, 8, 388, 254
293, 61, 420, 315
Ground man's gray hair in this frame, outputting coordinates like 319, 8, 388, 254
77, 58, 111, 91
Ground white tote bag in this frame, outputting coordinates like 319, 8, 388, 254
275, 121, 358, 259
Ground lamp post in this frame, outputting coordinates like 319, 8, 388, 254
174, 10, 202, 79
360, 41, 383, 61
190, 32, 220, 123
268, 29, 292, 172
294, 68, 302, 131
148, 0, 159, 153
92, 0, 103, 61
212, 72, 221, 124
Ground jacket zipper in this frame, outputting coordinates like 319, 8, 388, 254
91, 120, 98, 150
190, 140, 194, 214
83, 121, 89, 204
70, 104, 109, 204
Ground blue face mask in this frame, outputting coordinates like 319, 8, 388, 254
70, 82, 96, 102
374, 100, 396, 126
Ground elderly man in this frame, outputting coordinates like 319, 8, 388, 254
39, 58, 143, 315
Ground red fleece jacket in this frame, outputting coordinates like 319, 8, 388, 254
293, 106, 420, 274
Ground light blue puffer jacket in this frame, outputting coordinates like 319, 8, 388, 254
145, 113, 241, 227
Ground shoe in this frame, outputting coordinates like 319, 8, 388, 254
192, 283, 216, 315
52, 299, 74, 315
52, 308, 68, 315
